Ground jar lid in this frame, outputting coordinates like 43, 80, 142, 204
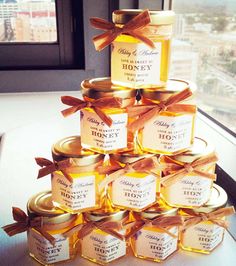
81, 77, 137, 100
52, 136, 104, 166
84, 209, 129, 222
141, 79, 197, 101
192, 184, 228, 213
110, 150, 158, 164
27, 191, 76, 224
112, 9, 175, 25
135, 199, 177, 220
170, 137, 215, 163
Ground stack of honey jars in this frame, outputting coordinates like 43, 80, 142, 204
3, 9, 235, 266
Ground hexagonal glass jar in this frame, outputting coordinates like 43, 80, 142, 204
108, 152, 160, 211
27, 191, 81, 265
51, 136, 105, 213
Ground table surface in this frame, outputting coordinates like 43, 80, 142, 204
0, 92, 235, 266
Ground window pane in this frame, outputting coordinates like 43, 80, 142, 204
171, 0, 236, 134
0, 0, 57, 43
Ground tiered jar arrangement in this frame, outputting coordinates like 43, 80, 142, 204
2, 9, 235, 266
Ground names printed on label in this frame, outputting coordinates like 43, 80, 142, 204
80, 110, 127, 151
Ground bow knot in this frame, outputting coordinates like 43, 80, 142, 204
158, 102, 167, 112
184, 163, 194, 173
199, 213, 209, 222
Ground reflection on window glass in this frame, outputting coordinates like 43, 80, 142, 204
0, 0, 57, 43
171, 0, 236, 133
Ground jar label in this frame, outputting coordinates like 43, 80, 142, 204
52, 173, 96, 211
81, 230, 126, 263
111, 41, 161, 87
28, 228, 70, 264
162, 175, 212, 207
80, 110, 128, 151
134, 227, 178, 260
181, 223, 224, 251
141, 114, 193, 153
111, 173, 156, 210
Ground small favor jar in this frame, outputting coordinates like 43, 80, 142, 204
26, 191, 81, 265
111, 9, 175, 88
179, 184, 235, 254
81, 77, 137, 154
130, 200, 183, 262
106, 152, 160, 211
51, 136, 105, 213
136, 79, 197, 155
80, 209, 129, 265
161, 137, 217, 208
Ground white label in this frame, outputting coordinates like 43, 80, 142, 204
80, 110, 128, 151
111, 41, 161, 87
162, 175, 212, 207
111, 174, 156, 209
52, 173, 96, 211
28, 228, 70, 264
181, 223, 224, 251
134, 227, 178, 260
141, 114, 193, 153
81, 230, 126, 263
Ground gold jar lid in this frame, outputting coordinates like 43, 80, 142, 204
141, 79, 197, 101
170, 137, 215, 163
134, 199, 177, 220
52, 136, 104, 166
110, 151, 159, 164
191, 184, 227, 213
84, 209, 129, 222
81, 77, 137, 100
113, 9, 175, 25
27, 191, 76, 224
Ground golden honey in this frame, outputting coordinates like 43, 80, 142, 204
111, 10, 175, 88
130, 200, 179, 262
27, 191, 81, 265
80, 208, 129, 265
81, 77, 137, 154
51, 136, 105, 213
161, 137, 216, 208
138, 79, 197, 155
108, 152, 160, 211
179, 184, 229, 254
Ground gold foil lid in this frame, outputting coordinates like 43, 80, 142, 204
52, 136, 104, 166
193, 184, 227, 213
81, 77, 137, 99
137, 199, 177, 219
27, 191, 75, 224
113, 9, 175, 25
84, 209, 129, 222
171, 137, 215, 163
141, 79, 197, 101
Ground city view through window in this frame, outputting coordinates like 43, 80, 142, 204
0, 0, 57, 43
170, 0, 236, 134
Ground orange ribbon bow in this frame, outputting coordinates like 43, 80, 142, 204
97, 156, 161, 191
161, 153, 218, 187
35, 157, 73, 182
127, 88, 196, 132
63, 218, 126, 241
182, 206, 235, 230
124, 215, 184, 240
90, 9, 155, 51
2, 207, 56, 245
61, 96, 122, 127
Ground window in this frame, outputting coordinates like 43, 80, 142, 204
170, 0, 236, 135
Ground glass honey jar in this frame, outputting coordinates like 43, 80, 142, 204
51, 136, 105, 213
130, 200, 182, 262
111, 9, 175, 88
161, 137, 217, 208
107, 152, 160, 212
179, 184, 235, 254
80, 208, 129, 265
27, 191, 81, 265
137, 79, 197, 155
81, 77, 137, 154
